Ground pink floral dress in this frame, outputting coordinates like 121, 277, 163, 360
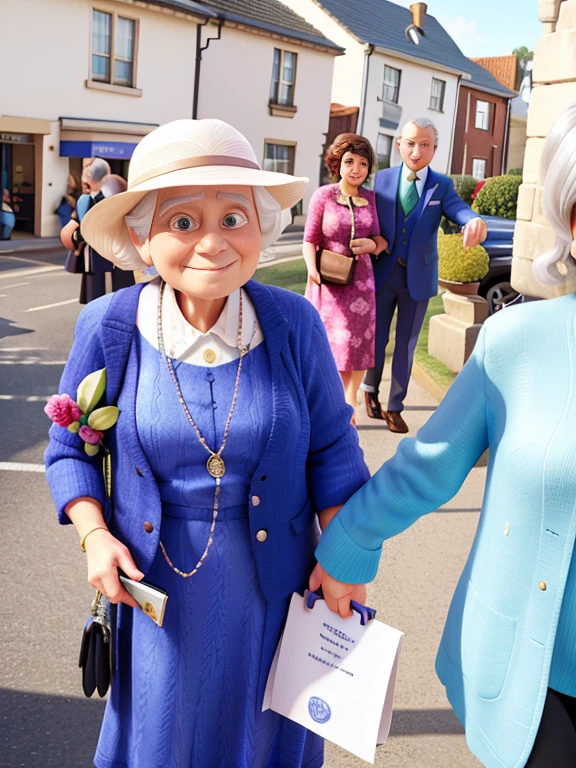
304, 183, 379, 371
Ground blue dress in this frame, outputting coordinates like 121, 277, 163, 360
94, 331, 324, 768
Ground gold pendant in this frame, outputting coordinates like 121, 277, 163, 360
207, 454, 226, 478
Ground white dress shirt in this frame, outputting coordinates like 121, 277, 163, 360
401, 163, 428, 198
137, 279, 264, 366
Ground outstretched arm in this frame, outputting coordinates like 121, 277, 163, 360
313, 323, 490, 612
442, 181, 487, 249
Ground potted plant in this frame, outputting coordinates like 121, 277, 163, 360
437, 230, 490, 296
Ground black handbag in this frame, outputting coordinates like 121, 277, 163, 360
318, 197, 357, 286
78, 450, 114, 698
79, 590, 113, 698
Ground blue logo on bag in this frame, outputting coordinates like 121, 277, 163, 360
308, 696, 331, 723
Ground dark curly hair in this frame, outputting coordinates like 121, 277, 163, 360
324, 133, 376, 181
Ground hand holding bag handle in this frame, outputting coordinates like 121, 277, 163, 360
318, 196, 357, 286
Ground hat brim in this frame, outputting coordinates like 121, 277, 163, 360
81, 165, 308, 270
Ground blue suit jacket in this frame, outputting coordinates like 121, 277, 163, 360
44, 281, 369, 603
373, 166, 476, 301
316, 294, 576, 767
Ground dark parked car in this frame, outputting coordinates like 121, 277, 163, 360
478, 216, 517, 314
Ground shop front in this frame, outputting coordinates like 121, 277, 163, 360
0, 117, 51, 237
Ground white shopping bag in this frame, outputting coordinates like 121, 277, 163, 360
263, 592, 404, 764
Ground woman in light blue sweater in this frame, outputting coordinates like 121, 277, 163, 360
313, 104, 576, 767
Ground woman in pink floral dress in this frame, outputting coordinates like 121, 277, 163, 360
303, 134, 387, 423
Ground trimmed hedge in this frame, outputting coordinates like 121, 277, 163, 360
448, 174, 479, 206
474, 175, 522, 219
437, 230, 489, 283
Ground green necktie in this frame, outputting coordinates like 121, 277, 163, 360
400, 172, 419, 216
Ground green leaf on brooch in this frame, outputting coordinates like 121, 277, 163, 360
77, 368, 107, 415
84, 442, 100, 457
88, 406, 120, 431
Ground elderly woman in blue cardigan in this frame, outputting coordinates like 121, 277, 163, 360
44, 118, 369, 768
313, 103, 576, 768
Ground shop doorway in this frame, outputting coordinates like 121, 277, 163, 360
0, 139, 35, 235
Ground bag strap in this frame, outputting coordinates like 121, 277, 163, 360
346, 197, 356, 257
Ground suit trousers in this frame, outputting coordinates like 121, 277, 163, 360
361, 261, 428, 412
525, 688, 576, 767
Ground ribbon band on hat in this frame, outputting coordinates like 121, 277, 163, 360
130, 155, 262, 188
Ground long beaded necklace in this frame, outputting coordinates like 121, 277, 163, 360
156, 279, 248, 578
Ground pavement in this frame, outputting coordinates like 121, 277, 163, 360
0, 245, 484, 768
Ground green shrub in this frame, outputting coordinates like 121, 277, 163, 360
448, 174, 479, 206
437, 231, 490, 283
474, 174, 522, 219
507, 168, 523, 176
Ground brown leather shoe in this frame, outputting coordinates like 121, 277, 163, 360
364, 391, 384, 420
384, 410, 409, 433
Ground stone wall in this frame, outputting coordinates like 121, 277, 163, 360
511, 0, 576, 297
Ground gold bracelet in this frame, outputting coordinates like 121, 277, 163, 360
80, 526, 108, 552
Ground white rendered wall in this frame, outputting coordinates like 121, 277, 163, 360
199, 25, 335, 210
278, 0, 366, 107
363, 53, 459, 174
1, 0, 200, 235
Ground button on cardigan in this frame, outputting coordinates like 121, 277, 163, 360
44, 279, 370, 603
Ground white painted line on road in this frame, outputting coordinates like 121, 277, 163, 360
0, 394, 51, 401
25, 298, 78, 313
256, 254, 304, 269
0, 346, 49, 351
0, 360, 67, 365
0, 265, 64, 280
0, 294, 6, 298
3, 282, 29, 289
0, 462, 45, 473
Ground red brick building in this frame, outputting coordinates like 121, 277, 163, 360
450, 55, 518, 179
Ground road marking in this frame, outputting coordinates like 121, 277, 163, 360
0, 395, 51, 401
25, 298, 78, 313
0, 346, 49, 351
256, 254, 303, 269
0, 462, 45, 473
0, 360, 67, 365
0, 265, 64, 280
2, 282, 29, 289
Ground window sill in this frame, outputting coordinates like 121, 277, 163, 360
268, 102, 298, 118
429, 107, 444, 113
85, 79, 143, 98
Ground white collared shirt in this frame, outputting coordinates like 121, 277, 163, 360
137, 279, 264, 366
401, 163, 429, 198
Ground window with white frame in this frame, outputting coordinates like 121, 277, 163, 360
383, 66, 401, 103
92, 9, 137, 88
472, 158, 487, 180
475, 100, 490, 131
376, 134, 393, 170
263, 142, 295, 175
270, 49, 297, 106
430, 78, 446, 112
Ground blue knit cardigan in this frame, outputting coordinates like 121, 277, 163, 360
44, 281, 369, 602
316, 293, 576, 767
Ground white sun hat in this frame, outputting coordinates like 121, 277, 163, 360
81, 118, 308, 270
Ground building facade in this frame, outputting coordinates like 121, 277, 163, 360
280, 0, 514, 179
450, 87, 511, 179
0, 0, 338, 237
512, 0, 576, 299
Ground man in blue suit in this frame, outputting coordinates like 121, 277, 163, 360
362, 118, 487, 432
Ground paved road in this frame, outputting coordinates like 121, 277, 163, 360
0, 249, 484, 768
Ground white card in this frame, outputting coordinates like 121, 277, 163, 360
263, 593, 403, 764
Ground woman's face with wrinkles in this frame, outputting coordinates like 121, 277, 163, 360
131, 184, 263, 301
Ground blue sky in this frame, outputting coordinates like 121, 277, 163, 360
393, 0, 541, 57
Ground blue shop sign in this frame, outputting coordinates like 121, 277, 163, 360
60, 140, 138, 159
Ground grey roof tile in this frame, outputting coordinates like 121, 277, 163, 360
202, 0, 342, 50
316, 0, 515, 97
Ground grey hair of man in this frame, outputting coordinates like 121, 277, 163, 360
532, 103, 576, 286
86, 158, 111, 183
401, 118, 439, 147
125, 186, 286, 250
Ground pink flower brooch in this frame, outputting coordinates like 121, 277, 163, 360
45, 368, 119, 456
